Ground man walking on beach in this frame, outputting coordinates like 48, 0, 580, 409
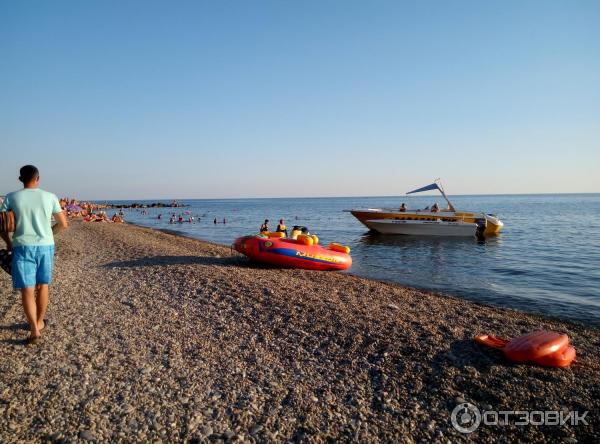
0, 165, 68, 342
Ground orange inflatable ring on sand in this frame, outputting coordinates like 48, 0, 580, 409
475, 330, 576, 368
233, 235, 351, 271
535, 345, 576, 368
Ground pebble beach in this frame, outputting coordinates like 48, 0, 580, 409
1, 220, 598, 443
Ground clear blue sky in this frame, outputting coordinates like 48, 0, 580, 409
1, 0, 598, 199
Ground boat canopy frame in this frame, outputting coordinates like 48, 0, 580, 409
406, 179, 456, 212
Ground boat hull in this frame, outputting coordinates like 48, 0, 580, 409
364, 219, 477, 236
233, 236, 352, 271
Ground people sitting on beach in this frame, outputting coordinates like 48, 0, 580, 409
84, 211, 110, 223
276, 219, 288, 236
260, 219, 269, 233
399, 203, 407, 212
431, 203, 440, 213
111, 213, 124, 223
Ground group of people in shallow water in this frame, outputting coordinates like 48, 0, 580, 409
166, 213, 194, 224
157, 212, 227, 225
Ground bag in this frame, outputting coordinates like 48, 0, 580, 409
0, 211, 15, 233
0, 249, 11, 275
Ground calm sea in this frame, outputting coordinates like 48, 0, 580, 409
104, 194, 600, 327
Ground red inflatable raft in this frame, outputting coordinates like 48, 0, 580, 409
475, 330, 576, 368
233, 235, 352, 271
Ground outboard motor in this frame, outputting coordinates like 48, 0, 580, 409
475, 218, 487, 240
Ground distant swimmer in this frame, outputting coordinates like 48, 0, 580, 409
223, 218, 227, 224
178, 216, 184, 223
431, 203, 440, 213
169, 217, 175, 224
158, 214, 162, 219
399, 203, 407, 212
214, 217, 217, 224
276, 219, 288, 236
260, 219, 269, 233
189, 216, 194, 223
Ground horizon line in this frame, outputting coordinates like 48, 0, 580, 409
84, 191, 600, 202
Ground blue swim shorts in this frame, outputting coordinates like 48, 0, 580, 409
11, 245, 55, 289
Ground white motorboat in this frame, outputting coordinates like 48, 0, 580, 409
346, 180, 504, 237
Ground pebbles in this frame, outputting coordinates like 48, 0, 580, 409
79, 430, 95, 441
0, 220, 598, 442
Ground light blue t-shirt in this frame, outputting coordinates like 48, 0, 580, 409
0, 188, 63, 247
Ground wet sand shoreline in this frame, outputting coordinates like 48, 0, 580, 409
0, 220, 598, 442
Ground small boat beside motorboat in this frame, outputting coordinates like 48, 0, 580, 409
346, 180, 504, 237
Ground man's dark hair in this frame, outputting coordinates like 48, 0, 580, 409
19, 165, 39, 184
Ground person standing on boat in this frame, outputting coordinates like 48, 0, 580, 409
431, 203, 440, 212
260, 219, 269, 233
276, 219, 288, 236
399, 203, 407, 212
